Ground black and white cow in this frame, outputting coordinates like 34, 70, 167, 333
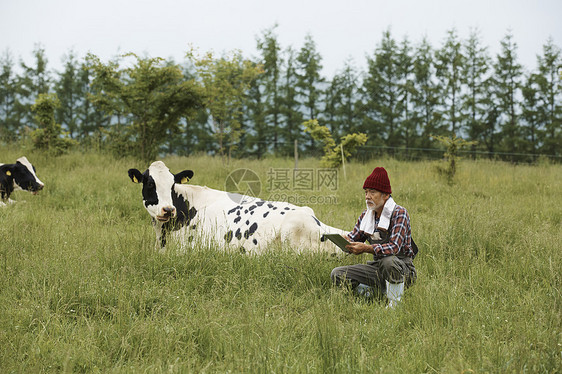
0, 156, 44, 206
128, 161, 347, 253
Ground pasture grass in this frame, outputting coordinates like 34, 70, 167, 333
0, 147, 560, 373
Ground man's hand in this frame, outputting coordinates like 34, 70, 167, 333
345, 242, 375, 255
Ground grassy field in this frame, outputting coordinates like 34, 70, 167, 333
0, 148, 560, 373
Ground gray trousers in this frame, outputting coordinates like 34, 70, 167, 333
331, 255, 416, 295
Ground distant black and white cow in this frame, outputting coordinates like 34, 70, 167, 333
0, 157, 44, 206
128, 161, 347, 253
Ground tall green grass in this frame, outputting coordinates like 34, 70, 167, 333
0, 148, 560, 373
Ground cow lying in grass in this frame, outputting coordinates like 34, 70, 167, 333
0, 157, 44, 207
128, 161, 347, 254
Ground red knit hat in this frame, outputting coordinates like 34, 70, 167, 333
363, 167, 392, 193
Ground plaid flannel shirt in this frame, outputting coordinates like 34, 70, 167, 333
347, 204, 415, 258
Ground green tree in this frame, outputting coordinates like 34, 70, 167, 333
412, 37, 443, 150
76, 59, 108, 147
17, 45, 51, 130
172, 64, 215, 157
279, 46, 303, 156
296, 34, 324, 153
363, 29, 402, 147
54, 50, 83, 139
479, 83, 501, 157
244, 66, 268, 158
396, 37, 417, 152
521, 73, 543, 157
461, 29, 492, 156
493, 32, 523, 158
189, 50, 262, 163
0, 50, 20, 143
30, 93, 75, 155
324, 58, 361, 138
533, 38, 562, 157
256, 24, 284, 152
435, 29, 464, 135
87, 53, 205, 161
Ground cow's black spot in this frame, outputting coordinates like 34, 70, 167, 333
244, 222, 258, 239
188, 207, 197, 220
244, 209, 248, 214
228, 206, 241, 215
256, 201, 265, 207
142, 174, 159, 207
280, 212, 285, 215
249, 222, 258, 234
235, 228, 242, 240
284, 207, 290, 210
245, 220, 249, 225
249, 205, 257, 211
253, 239, 258, 245
267, 203, 274, 209
263, 211, 269, 218
225, 230, 233, 243
272, 207, 278, 210
191, 224, 197, 230
160, 189, 198, 248
234, 216, 241, 224
236, 211, 241, 216
312, 216, 321, 226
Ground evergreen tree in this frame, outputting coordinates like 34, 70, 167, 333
411, 37, 443, 150
296, 34, 324, 153
521, 73, 543, 157
54, 50, 83, 139
533, 38, 562, 157
279, 46, 303, 156
324, 58, 361, 138
461, 29, 491, 155
0, 50, 20, 142
396, 37, 417, 152
17, 45, 51, 129
435, 29, 464, 135
363, 29, 401, 147
75, 60, 109, 148
190, 50, 262, 162
256, 24, 283, 152
244, 61, 268, 158
493, 31, 524, 158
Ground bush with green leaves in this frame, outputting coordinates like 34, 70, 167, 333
303, 119, 367, 167
30, 93, 76, 156
432, 134, 477, 185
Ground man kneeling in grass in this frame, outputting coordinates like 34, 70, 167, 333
331, 167, 418, 308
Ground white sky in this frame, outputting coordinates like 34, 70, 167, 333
1, 0, 561, 77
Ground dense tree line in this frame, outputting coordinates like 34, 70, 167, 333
1, 27, 560, 162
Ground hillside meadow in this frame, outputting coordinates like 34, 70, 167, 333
0, 148, 560, 373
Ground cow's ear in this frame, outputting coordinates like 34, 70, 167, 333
175, 170, 194, 184
128, 169, 144, 184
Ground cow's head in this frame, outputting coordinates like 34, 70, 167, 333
2, 157, 45, 195
128, 161, 194, 223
